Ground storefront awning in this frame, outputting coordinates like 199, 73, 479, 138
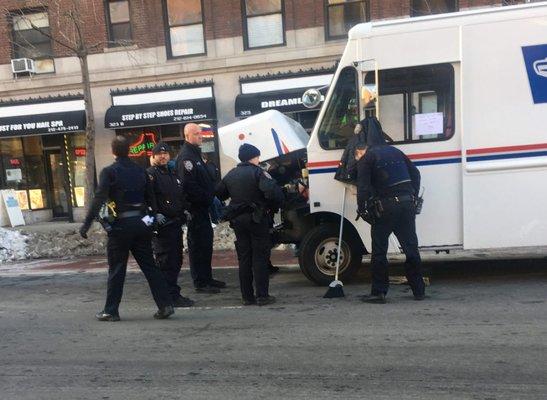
235, 72, 333, 118
0, 98, 85, 137
105, 85, 216, 129
235, 86, 328, 117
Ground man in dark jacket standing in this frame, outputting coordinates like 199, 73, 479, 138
79, 136, 174, 321
148, 142, 194, 308
176, 123, 225, 293
355, 125, 425, 304
216, 144, 284, 306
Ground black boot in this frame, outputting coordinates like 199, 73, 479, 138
257, 296, 276, 306
173, 296, 195, 308
362, 293, 387, 304
153, 305, 174, 319
95, 311, 120, 322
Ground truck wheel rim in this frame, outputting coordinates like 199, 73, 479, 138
314, 238, 350, 276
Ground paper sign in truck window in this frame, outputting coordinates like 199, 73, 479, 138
414, 112, 444, 136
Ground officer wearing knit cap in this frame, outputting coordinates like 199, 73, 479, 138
216, 143, 284, 306
238, 143, 261, 162
147, 141, 194, 308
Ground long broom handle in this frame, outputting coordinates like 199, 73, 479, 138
334, 186, 347, 281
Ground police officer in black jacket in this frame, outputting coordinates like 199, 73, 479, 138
355, 129, 425, 304
147, 142, 194, 308
216, 144, 284, 306
79, 136, 174, 321
176, 123, 225, 293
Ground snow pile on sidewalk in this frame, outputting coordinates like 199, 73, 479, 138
0, 228, 29, 262
0, 220, 236, 263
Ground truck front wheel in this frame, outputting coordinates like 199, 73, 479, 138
298, 223, 363, 285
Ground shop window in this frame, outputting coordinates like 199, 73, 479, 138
22, 136, 48, 210
11, 11, 54, 74
364, 63, 455, 143
106, 0, 132, 46
325, 0, 369, 40
1, 138, 27, 190
243, 0, 285, 49
318, 67, 359, 150
411, 0, 458, 17
164, 0, 206, 57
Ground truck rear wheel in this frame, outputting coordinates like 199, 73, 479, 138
298, 223, 362, 285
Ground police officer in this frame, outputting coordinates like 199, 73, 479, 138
176, 123, 225, 293
148, 142, 194, 308
79, 136, 174, 321
216, 144, 284, 306
355, 123, 425, 303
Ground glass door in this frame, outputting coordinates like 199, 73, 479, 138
45, 149, 69, 218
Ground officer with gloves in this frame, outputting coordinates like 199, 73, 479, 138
355, 117, 425, 303
216, 143, 284, 306
79, 136, 174, 321
147, 142, 194, 308
176, 123, 226, 293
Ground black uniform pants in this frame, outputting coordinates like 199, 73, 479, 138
370, 200, 425, 297
187, 207, 214, 287
104, 217, 172, 315
152, 222, 183, 300
231, 213, 271, 300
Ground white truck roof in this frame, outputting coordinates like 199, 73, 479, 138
349, 2, 547, 40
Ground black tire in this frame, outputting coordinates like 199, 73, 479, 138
298, 223, 363, 286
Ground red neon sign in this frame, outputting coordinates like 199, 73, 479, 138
129, 132, 157, 157
9, 158, 21, 166
74, 148, 86, 157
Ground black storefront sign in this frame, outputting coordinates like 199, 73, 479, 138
105, 98, 215, 129
235, 87, 326, 117
0, 110, 86, 137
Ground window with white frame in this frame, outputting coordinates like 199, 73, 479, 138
11, 11, 54, 74
325, 0, 369, 40
164, 0, 206, 57
243, 0, 285, 49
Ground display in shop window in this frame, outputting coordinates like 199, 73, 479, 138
74, 187, 85, 207
6, 168, 23, 182
28, 189, 44, 209
15, 190, 29, 210
129, 132, 157, 158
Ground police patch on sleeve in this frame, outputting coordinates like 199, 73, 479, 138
184, 161, 193, 171
263, 171, 273, 179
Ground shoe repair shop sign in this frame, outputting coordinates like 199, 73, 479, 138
0, 189, 25, 227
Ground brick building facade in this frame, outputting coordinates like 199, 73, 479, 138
0, 0, 534, 223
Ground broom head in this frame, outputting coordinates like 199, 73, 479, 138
323, 280, 345, 298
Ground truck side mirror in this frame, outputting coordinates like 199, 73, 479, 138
302, 88, 322, 109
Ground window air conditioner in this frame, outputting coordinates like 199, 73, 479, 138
11, 58, 35, 74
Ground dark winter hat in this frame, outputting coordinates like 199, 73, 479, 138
152, 141, 171, 155
238, 143, 261, 162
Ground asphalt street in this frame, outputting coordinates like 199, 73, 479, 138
0, 256, 546, 400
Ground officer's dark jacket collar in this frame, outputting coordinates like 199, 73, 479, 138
115, 156, 132, 164
184, 141, 202, 156
152, 164, 170, 174
237, 161, 258, 168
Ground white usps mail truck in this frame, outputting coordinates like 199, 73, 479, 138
220, 3, 547, 285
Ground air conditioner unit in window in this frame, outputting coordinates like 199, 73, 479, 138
11, 58, 35, 74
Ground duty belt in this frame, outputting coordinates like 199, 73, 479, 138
117, 210, 143, 219
383, 194, 414, 203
